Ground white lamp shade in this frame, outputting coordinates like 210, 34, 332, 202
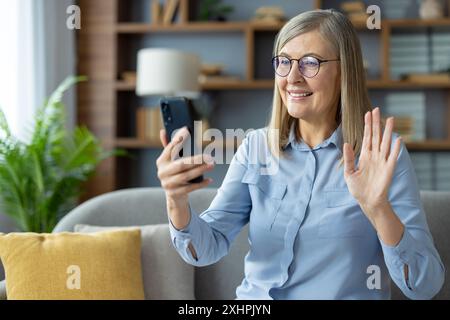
136, 48, 200, 97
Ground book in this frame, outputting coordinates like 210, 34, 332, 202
136, 107, 164, 141
253, 6, 285, 22
162, 0, 180, 25
178, 0, 189, 24
410, 153, 433, 190
383, 0, 416, 19
121, 71, 136, 84
151, 107, 164, 140
385, 92, 426, 141
348, 12, 368, 24
151, 0, 161, 25
404, 73, 450, 83
436, 153, 450, 190
341, 1, 365, 13
198, 75, 241, 84
382, 116, 414, 142
136, 107, 147, 140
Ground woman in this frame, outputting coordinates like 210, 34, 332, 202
156, 9, 444, 299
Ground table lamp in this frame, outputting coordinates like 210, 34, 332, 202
136, 48, 200, 98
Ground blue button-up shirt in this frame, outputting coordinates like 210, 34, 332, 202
169, 124, 445, 299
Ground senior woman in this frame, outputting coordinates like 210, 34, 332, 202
156, 9, 444, 299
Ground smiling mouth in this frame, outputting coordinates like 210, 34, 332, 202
288, 92, 313, 98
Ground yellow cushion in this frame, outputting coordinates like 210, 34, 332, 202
0, 230, 145, 300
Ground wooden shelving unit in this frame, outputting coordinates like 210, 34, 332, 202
78, 0, 450, 199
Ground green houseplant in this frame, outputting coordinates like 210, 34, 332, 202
199, 0, 234, 21
0, 76, 117, 232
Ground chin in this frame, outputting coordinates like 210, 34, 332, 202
286, 101, 308, 119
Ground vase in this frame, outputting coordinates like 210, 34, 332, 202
419, 0, 444, 19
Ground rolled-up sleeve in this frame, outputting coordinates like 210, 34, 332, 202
168, 133, 253, 267
381, 137, 445, 299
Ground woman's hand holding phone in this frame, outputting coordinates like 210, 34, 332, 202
156, 127, 215, 230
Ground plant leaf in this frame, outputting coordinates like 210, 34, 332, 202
0, 75, 124, 232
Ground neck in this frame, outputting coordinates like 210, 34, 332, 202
297, 119, 338, 148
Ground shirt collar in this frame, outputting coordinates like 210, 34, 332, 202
284, 122, 343, 154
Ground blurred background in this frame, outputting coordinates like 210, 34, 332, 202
1, 0, 450, 204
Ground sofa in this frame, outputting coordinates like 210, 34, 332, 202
0, 188, 449, 300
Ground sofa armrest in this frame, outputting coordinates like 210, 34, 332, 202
0, 280, 6, 300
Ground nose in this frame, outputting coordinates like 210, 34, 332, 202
287, 60, 305, 84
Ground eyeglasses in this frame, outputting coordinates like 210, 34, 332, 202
272, 55, 340, 78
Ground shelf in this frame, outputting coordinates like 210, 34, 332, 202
406, 141, 450, 151
115, 80, 275, 91
201, 79, 274, 90
115, 21, 291, 34
350, 18, 450, 30
367, 80, 450, 89
116, 79, 450, 92
248, 21, 285, 31
115, 138, 240, 150
115, 138, 162, 148
386, 18, 450, 28
116, 18, 450, 36
116, 22, 249, 33
116, 81, 136, 91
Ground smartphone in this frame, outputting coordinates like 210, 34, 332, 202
160, 97, 204, 183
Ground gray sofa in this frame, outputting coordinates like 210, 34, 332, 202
0, 188, 449, 300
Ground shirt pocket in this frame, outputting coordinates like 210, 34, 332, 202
241, 168, 287, 231
318, 189, 369, 238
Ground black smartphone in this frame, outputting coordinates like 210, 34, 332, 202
160, 97, 204, 183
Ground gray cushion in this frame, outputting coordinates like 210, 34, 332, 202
390, 191, 450, 300
0, 280, 5, 300
0, 213, 17, 282
195, 226, 248, 300
421, 191, 450, 300
75, 223, 195, 300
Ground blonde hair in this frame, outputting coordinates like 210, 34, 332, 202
267, 9, 371, 160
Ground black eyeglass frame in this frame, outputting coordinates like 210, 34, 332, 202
272, 55, 340, 78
